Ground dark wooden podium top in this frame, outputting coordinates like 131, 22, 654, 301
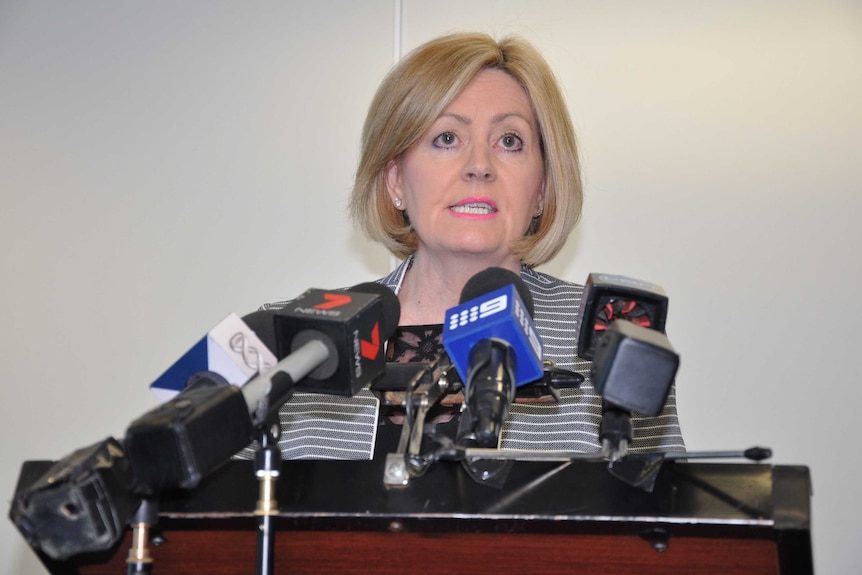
16, 458, 813, 575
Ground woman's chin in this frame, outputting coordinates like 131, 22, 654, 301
431, 242, 514, 263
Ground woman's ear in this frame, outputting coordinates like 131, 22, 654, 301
537, 180, 547, 214
384, 160, 404, 210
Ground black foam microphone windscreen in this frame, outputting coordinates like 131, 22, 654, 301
9, 438, 140, 561
460, 267, 535, 316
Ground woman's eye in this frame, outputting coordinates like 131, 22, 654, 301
433, 132, 458, 147
499, 133, 524, 150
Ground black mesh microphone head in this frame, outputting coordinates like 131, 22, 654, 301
349, 282, 401, 339
459, 267, 535, 317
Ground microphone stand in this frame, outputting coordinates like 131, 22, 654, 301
125, 499, 157, 575
253, 423, 282, 575
384, 358, 456, 486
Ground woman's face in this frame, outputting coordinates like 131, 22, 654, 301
385, 69, 545, 264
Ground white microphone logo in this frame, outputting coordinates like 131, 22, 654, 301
448, 294, 508, 330
230, 332, 272, 372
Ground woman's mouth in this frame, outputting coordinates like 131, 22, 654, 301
449, 198, 498, 216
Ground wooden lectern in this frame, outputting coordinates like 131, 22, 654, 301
17, 458, 812, 575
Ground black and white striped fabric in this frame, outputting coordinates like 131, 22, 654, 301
234, 390, 379, 460
243, 257, 684, 460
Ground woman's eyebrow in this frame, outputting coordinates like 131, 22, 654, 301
435, 111, 532, 125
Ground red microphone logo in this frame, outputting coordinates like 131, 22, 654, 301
359, 322, 381, 360
313, 293, 352, 310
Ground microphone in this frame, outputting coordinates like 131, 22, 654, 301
124, 284, 400, 493
12, 310, 283, 552
443, 268, 543, 447
266, 282, 400, 397
9, 438, 140, 561
148, 312, 277, 401
576, 273, 679, 460
11, 283, 400, 558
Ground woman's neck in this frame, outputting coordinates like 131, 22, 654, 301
396, 251, 522, 326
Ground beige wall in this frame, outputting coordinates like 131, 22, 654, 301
2, 1, 860, 572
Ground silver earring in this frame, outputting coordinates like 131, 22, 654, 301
535, 205, 544, 217
394, 197, 402, 208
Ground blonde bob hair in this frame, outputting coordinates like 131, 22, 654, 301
349, 32, 582, 268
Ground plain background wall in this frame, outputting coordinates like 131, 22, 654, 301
1, 1, 859, 573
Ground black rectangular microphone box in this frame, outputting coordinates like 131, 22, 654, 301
591, 320, 679, 416
274, 288, 386, 396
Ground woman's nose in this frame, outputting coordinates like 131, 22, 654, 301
462, 144, 496, 181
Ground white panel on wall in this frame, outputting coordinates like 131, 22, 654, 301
0, 1, 394, 573
401, 1, 862, 573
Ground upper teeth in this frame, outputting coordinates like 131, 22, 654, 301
451, 202, 494, 214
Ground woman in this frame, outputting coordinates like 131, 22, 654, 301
266, 33, 684, 460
